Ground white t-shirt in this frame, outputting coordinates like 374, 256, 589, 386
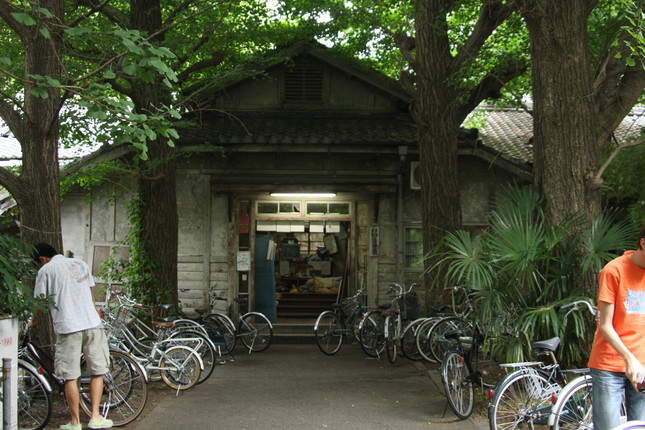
34, 254, 101, 335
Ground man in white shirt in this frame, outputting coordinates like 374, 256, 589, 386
33, 243, 113, 430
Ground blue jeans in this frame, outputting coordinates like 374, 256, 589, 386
591, 368, 645, 430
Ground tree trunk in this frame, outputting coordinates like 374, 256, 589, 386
521, 1, 601, 294
522, 1, 601, 225
129, 0, 179, 308
412, 0, 462, 307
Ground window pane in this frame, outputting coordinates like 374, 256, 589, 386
307, 203, 327, 214
279, 202, 300, 214
328, 203, 349, 214
258, 202, 278, 214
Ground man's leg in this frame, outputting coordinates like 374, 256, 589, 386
64, 379, 82, 425
89, 375, 104, 421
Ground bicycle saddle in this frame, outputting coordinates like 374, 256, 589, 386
530, 336, 560, 354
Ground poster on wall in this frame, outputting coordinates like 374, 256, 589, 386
237, 250, 251, 271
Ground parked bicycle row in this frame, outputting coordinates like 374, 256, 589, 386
313, 282, 472, 365
16, 287, 276, 430
312, 283, 636, 430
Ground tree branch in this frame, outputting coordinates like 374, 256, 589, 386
0, 0, 29, 39
457, 57, 529, 121
593, 137, 644, 188
453, 0, 520, 70
0, 97, 24, 142
177, 55, 225, 84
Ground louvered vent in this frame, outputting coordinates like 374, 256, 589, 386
284, 66, 323, 103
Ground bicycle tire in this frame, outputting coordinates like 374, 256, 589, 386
426, 316, 467, 363
441, 350, 475, 419
202, 313, 236, 354
401, 318, 427, 361
415, 317, 440, 362
549, 374, 592, 430
238, 312, 273, 352
79, 349, 148, 427
159, 346, 201, 390
17, 360, 52, 430
359, 310, 385, 358
488, 367, 560, 430
385, 315, 398, 364
314, 311, 344, 355
167, 331, 217, 384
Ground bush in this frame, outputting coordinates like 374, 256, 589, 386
432, 184, 638, 367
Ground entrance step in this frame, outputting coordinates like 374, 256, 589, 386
272, 318, 317, 344
276, 293, 337, 318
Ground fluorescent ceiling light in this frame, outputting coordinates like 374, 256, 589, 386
270, 192, 336, 197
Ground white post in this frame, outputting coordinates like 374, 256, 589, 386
0, 316, 18, 430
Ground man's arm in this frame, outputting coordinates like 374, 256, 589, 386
598, 300, 645, 389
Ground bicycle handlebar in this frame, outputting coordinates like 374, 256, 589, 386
560, 299, 596, 316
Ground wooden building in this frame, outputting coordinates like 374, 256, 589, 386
60, 42, 531, 319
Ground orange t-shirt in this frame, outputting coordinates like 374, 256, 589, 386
588, 251, 645, 372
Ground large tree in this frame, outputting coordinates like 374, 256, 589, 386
518, 0, 645, 293
520, 0, 645, 225
0, 0, 64, 250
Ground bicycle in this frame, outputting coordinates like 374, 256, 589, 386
440, 321, 498, 419
18, 324, 149, 429
196, 295, 274, 354
416, 286, 474, 363
383, 283, 421, 363
488, 299, 597, 430
103, 295, 209, 391
103, 291, 217, 385
357, 282, 419, 360
313, 288, 367, 355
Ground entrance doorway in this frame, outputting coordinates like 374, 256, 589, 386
252, 197, 353, 319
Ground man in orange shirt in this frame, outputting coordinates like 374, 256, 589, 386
588, 222, 645, 430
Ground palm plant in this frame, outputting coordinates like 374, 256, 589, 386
432, 184, 637, 366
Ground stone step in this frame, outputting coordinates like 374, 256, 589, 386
272, 318, 317, 344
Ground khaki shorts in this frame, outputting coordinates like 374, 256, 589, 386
55, 328, 110, 380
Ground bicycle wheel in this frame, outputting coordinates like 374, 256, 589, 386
238, 312, 273, 352
314, 311, 344, 355
202, 313, 236, 354
415, 317, 440, 362
385, 315, 398, 364
441, 350, 475, 419
401, 318, 427, 361
167, 331, 217, 384
488, 367, 560, 430
80, 349, 148, 427
359, 310, 385, 358
549, 374, 592, 430
426, 316, 467, 363
159, 346, 201, 390
17, 360, 52, 430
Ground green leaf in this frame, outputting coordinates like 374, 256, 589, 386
39, 28, 51, 39
123, 64, 138, 76
29, 87, 49, 99
11, 12, 37, 26
37, 7, 54, 18
103, 70, 117, 79
0, 57, 12, 66
64, 27, 92, 36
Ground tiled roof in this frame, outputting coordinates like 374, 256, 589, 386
475, 109, 534, 163
474, 107, 645, 164
180, 113, 421, 145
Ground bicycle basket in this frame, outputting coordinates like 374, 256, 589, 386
398, 292, 421, 320
340, 297, 359, 317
